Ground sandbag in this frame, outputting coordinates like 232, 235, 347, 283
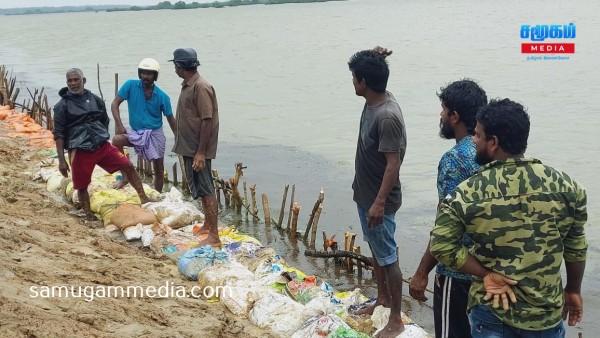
144, 187, 204, 229
110, 203, 158, 231
197, 261, 255, 300
249, 291, 306, 337
221, 286, 263, 318
292, 314, 351, 338
177, 246, 229, 281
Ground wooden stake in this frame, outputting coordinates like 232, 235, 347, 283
323, 230, 328, 251
243, 181, 249, 219
114, 73, 119, 97
290, 202, 301, 239
261, 193, 271, 226
310, 203, 323, 249
344, 232, 356, 272
355, 246, 362, 277
211, 169, 220, 205
304, 188, 324, 240
250, 184, 258, 221
277, 184, 289, 229
286, 184, 295, 230
172, 163, 178, 185
177, 155, 188, 193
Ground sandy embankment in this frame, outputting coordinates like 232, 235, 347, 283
0, 122, 274, 337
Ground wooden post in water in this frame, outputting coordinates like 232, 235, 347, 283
304, 188, 324, 240
286, 184, 296, 230
290, 202, 301, 239
211, 169, 220, 205
310, 203, 323, 249
277, 184, 289, 229
355, 246, 362, 277
172, 163, 178, 186
345, 232, 356, 272
177, 155, 188, 193
322, 230, 328, 251
243, 181, 249, 219
114, 73, 119, 97
250, 184, 258, 221
262, 193, 271, 226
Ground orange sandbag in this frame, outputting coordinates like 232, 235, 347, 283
0, 113, 7, 120
110, 203, 158, 231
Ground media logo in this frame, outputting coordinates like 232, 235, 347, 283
520, 23, 575, 60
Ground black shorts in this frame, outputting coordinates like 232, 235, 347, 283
183, 156, 215, 199
433, 274, 472, 338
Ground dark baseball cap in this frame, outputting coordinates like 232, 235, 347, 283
168, 48, 200, 67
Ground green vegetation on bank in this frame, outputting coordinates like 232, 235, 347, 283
0, 0, 345, 15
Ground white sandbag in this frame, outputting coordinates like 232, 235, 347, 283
46, 170, 67, 193
141, 228, 155, 247
197, 262, 255, 300
249, 291, 306, 337
221, 286, 263, 318
302, 293, 338, 318
291, 314, 351, 338
371, 306, 430, 338
123, 224, 144, 241
177, 246, 229, 281
144, 187, 204, 229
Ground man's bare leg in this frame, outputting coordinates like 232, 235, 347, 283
374, 261, 405, 338
355, 252, 391, 315
77, 188, 96, 221
112, 135, 132, 189
152, 158, 164, 193
121, 163, 150, 204
194, 194, 221, 247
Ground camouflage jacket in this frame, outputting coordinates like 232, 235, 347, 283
430, 158, 587, 330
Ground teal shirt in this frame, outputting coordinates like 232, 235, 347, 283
117, 79, 172, 131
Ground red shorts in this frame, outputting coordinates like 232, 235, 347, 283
70, 142, 131, 190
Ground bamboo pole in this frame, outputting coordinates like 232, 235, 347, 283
277, 184, 289, 229
243, 181, 249, 219
172, 163, 178, 185
344, 232, 356, 272
286, 184, 295, 230
177, 155, 188, 192
250, 184, 258, 221
290, 202, 301, 239
114, 73, 119, 97
323, 230, 328, 251
11, 87, 19, 107
211, 169, 220, 205
309, 203, 323, 249
355, 246, 362, 277
230, 162, 245, 211
261, 193, 271, 226
97, 63, 104, 101
304, 188, 324, 240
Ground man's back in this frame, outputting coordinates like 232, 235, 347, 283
432, 157, 588, 330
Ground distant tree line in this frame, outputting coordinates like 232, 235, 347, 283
106, 0, 345, 12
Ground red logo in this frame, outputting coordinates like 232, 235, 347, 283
521, 43, 574, 54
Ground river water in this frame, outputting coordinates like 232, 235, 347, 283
1, 0, 599, 335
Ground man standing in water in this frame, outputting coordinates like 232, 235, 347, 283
408, 79, 487, 338
349, 49, 407, 338
111, 57, 176, 192
170, 48, 221, 248
53, 68, 151, 220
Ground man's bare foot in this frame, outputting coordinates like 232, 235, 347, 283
112, 178, 129, 189
353, 300, 389, 316
194, 235, 221, 249
192, 225, 209, 236
139, 195, 151, 204
374, 322, 405, 338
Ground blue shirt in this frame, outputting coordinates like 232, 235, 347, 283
117, 79, 173, 131
435, 135, 480, 280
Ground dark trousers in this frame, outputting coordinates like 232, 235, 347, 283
434, 273, 472, 338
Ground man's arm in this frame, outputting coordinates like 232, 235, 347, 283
53, 104, 69, 177
192, 117, 212, 172
111, 95, 127, 135
409, 240, 438, 301
368, 151, 400, 227
166, 115, 177, 134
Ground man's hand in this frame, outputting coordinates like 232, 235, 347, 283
409, 273, 428, 302
115, 125, 127, 135
367, 201, 385, 228
482, 272, 518, 310
58, 160, 70, 178
372, 46, 393, 58
563, 290, 583, 326
192, 153, 206, 172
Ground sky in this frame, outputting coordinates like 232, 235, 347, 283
0, 0, 213, 9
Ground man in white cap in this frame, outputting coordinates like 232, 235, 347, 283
170, 48, 221, 248
112, 57, 176, 192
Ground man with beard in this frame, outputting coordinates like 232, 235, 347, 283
111, 58, 176, 192
430, 99, 587, 337
408, 79, 487, 338
54, 68, 152, 220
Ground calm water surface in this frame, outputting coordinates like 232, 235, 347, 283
1, 1, 599, 335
